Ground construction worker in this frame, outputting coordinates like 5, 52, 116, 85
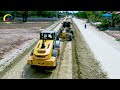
84, 24, 87, 29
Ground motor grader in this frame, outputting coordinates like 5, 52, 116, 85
58, 19, 74, 41
27, 31, 60, 69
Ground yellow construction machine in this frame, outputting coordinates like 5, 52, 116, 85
58, 18, 74, 41
27, 31, 60, 69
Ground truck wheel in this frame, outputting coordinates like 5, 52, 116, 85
70, 29, 74, 35
69, 35, 72, 41
70, 30, 74, 39
71, 31, 73, 35
56, 35, 59, 40
72, 36, 74, 39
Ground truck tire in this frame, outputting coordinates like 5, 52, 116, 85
69, 35, 72, 41
70, 29, 74, 35
56, 35, 59, 40
70, 29, 74, 39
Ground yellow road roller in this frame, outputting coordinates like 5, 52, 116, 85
27, 31, 60, 69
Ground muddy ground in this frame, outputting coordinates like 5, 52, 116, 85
72, 23, 108, 79
0, 22, 54, 60
105, 30, 120, 40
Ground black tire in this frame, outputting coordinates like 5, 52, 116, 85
56, 35, 59, 40
72, 36, 74, 39
52, 49, 58, 68
69, 35, 72, 41
70, 29, 74, 39
70, 29, 74, 35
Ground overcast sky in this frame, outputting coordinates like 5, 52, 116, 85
59, 11, 78, 13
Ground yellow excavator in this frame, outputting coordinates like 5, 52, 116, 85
27, 31, 60, 69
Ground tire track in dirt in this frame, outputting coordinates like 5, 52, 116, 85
50, 40, 72, 79
57, 41, 72, 79
50, 41, 67, 79
72, 37, 80, 79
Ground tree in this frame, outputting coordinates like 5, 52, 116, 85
75, 11, 87, 18
18, 11, 28, 22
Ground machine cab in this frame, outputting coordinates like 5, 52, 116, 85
63, 21, 71, 28
40, 31, 55, 40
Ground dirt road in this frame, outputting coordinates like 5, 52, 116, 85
50, 41, 72, 79
73, 18, 120, 79
1, 18, 110, 79
72, 21, 107, 79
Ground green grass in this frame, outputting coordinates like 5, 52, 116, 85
116, 38, 120, 41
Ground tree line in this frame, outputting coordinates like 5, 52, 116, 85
0, 11, 64, 22
0, 11, 58, 17
75, 11, 120, 29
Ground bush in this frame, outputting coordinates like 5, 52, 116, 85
116, 38, 120, 41
86, 19, 90, 23
96, 19, 110, 31
99, 23, 109, 28
0, 17, 3, 22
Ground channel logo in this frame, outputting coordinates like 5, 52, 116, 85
3, 14, 12, 24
